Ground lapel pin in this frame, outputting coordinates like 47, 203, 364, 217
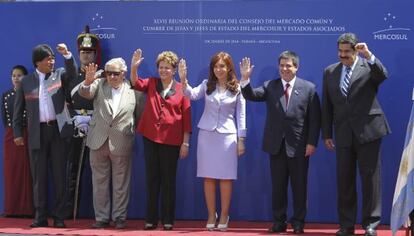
294, 90, 299, 95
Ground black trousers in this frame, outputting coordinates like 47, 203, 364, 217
336, 136, 382, 229
63, 136, 90, 219
29, 123, 68, 222
269, 142, 309, 227
143, 137, 180, 225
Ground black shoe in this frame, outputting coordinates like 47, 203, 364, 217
336, 227, 355, 236
268, 224, 287, 233
53, 219, 66, 228
364, 228, 377, 236
92, 221, 110, 229
293, 226, 304, 234
114, 219, 126, 229
30, 220, 48, 228
144, 223, 158, 230
163, 224, 173, 230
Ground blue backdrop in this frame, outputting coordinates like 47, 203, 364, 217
0, 0, 413, 224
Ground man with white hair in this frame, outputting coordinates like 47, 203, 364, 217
78, 58, 144, 229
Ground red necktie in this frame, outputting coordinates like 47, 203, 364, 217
284, 83, 290, 107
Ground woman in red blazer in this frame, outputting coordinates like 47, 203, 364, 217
130, 49, 191, 231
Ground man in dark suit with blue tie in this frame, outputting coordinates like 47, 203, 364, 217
13, 43, 76, 228
240, 51, 321, 234
321, 33, 390, 236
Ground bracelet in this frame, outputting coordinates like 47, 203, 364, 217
182, 142, 189, 147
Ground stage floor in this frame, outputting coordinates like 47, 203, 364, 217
0, 217, 409, 235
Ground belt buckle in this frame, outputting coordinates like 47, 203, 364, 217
46, 120, 54, 126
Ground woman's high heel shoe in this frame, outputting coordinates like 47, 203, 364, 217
205, 212, 217, 231
217, 216, 229, 231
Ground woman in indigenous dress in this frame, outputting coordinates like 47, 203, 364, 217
1, 65, 34, 217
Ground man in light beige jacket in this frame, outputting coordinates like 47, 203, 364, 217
78, 58, 144, 229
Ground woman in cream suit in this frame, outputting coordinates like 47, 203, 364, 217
179, 52, 246, 231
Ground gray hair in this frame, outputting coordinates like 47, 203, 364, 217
105, 57, 127, 72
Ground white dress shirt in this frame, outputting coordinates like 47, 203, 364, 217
281, 76, 296, 108
111, 84, 124, 117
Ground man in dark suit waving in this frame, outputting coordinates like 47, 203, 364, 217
240, 51, 321, 234
13, 44, 76, 228
321, 33, 390, 236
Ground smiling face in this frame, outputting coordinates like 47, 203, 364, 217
157, 60, 176, 82
279, 58, 298, 82
338, 43, 357, 67
36, 55, 55, 74
213, 59, 229, 83
105, 64, 124, 89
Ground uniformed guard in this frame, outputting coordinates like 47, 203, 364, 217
64, 25, 101, 219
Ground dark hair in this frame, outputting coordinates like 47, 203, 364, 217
32, 44, 54, 67
278, 51, 299, 68
11, 65, 28, 75
337, 33, 359, 49
206, 51, 239, 95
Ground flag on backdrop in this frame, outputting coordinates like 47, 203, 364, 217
391, 89, 414, 235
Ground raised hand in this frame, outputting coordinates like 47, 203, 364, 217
131, 49, 144, 68
84, 63, 98, 86
178, 58, 188, 85
239, 57, 254, 81
56, 43, 70, 56
355, 42, 372, 59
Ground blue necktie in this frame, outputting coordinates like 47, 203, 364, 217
341, 66, 351, 96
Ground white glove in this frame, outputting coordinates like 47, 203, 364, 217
77, 123, 89, 134
72, 115, 91, 126
72, 115, 91, 138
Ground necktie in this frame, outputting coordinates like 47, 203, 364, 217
284, 83, 290, 107
341, 67, 351, 96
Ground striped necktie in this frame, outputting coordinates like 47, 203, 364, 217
341, 66, 351, 96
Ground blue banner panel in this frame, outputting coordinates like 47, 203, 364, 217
0, 1, 413, 224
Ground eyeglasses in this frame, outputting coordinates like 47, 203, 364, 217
105, 71, 122, 77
